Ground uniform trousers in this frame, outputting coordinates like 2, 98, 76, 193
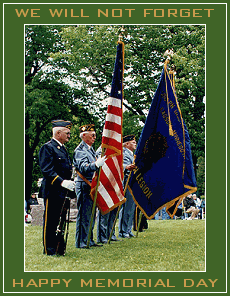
75, 181, 96, 248
118, 189, 135, 238
43, 196, 66, 255
97, 208, 118, 243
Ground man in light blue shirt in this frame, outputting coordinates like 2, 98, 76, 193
118, 135, 137, 238
73, 124, 106, 248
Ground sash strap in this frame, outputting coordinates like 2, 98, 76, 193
75, 170, 92, 187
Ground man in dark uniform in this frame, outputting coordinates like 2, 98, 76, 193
39, 120, 75, 256
73, 124, 106, 248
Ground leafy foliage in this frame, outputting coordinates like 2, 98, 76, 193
25, 25, 205, 197
197, 156, 205, 196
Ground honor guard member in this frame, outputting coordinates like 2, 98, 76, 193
73, 124, 106, 248
39, 120, 75, 256
118, 135, 137, 238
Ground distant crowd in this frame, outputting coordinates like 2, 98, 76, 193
25, 191, 205, 224
155, 193, 205, 221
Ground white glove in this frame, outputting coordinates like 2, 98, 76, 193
95, 155, 107, 168
61, 180, 75, 191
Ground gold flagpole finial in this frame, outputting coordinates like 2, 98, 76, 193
118, 26, 125, 42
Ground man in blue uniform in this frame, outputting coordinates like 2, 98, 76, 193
73, 124, 106, 248
118, 135, 137, 238
39, 120, 75, 256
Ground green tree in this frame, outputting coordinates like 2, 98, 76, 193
196, 156, 205, 196
25, 25, 98, 198
51, 25, 205, 165
26, 25, 205, 197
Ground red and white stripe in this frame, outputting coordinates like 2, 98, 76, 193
91, 96, 125, 214
102, 97, 122, 147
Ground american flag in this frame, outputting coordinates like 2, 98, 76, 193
90, 41, 126, 215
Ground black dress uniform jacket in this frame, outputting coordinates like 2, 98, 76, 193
39, 138, 72, 255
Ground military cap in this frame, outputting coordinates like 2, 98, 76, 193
123, 135, 135, 143
51, 119, 72, 129
79, 124, 95, 133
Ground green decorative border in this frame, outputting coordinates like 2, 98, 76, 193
2, 1, 227, 293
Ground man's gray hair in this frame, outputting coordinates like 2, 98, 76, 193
53, 126, 65, 136
80, 131, 91, 139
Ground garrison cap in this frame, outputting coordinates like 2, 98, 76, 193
123, 135, 135, 143
79, 124, 95, 133
51, 120, 72, 129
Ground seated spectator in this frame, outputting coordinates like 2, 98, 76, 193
183, 194, 200, 220
193, 194, 202, 219
27, 193, 39, 213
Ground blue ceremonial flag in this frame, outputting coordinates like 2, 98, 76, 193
128, 63, 197, 219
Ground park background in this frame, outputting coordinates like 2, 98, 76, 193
2, 0, 227, 293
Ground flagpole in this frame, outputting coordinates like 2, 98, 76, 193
107, 169, 132, 244
106, 31, 126, 244
164, 49, 174, 137
135, 211, 143, 238
86, 148, 105, 248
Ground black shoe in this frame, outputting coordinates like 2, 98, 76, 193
98, 240, 108, 244
44, 247, 56, 256
111, 238, 122, 242
119, 234, 129, 238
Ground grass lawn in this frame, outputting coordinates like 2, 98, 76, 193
25, 219, 205, 272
